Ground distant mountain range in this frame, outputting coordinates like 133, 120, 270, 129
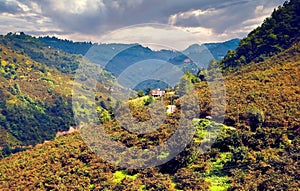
40, 36, 240, 74
39, 36, 240, 60
39, 36, 240, 91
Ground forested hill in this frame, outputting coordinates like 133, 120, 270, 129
0, 36, 113, 152
39, 36, 93, 55
0, 33, 81, 74
221, 0, 300, 70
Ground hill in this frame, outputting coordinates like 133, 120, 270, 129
39, 36, 93, 55
39, 36, 240, 62
0, 1, 299, 190
185, 39, 240, 61
0, 37, 113, 152
221, 0, 300, 69
0, 44, 74, 148
197, 41, 300, 130
0, 33, 81, 74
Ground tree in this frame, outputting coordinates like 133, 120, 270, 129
97, 107, 111, 124
137, 90, 144, 97
246, 105, 265, 131
177, 75, 193, 97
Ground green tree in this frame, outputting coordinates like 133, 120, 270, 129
97, 107, 111, 124
137, 90, 145, 97
246, 105, 265, 131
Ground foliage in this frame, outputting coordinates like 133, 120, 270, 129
221, 0, 300, 69
245, 105, 265, 131
196, 42, 300, 130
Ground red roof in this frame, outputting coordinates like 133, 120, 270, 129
152, 90, 165, 96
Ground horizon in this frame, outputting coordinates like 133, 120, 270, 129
0, 31, 241, 51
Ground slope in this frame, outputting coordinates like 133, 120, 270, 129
0, 33, 81, 74
0, 42, 299, 190
196, 41, 300, 130
0, 42, 113, 150
221, 0, 300, 69
0, 44, 75, 147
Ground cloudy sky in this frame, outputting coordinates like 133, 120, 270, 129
0, 0, 286, 50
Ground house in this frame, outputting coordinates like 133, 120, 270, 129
167, 105, 176, 114
151, 89, 165, 97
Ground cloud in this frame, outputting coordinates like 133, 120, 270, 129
0, 0, 287, 48
0, 0, 25, 13
167, 0, 282, 34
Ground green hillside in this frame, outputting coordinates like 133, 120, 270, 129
0, 41, 113, 152
221, 0, 300, 70
0, 44, 75, 148
0, 33, 81, 74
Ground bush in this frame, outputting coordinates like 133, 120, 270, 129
245, 105, 264, 131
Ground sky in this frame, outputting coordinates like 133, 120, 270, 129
0, 0, 286, 50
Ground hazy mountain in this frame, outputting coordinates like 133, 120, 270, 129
39, 36, 240, 74
204, 38, 241, 60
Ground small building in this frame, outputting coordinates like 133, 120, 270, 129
151, 89, 165, 97
167, 105, 176, 114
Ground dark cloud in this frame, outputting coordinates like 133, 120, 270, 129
26, 0, 243, 34
0, 0, 287, 43
168, 0, 285, 34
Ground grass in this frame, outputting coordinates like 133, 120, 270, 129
112, 170, 138, 184
205, 176, 231, 191
204, 153, 233, 191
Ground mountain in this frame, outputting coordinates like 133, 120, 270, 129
167, 39, 240, 73
84, 39, 240, 91
183, 39, 241, 61
0, 43, 75, 148
39, 36, 239, 75
39, 36, 93, 55
39, 35, 240, 62
0, 33, 82, 74
197, 41, 300, 130
203, 39, 241, 60
221, 0, 300, 69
